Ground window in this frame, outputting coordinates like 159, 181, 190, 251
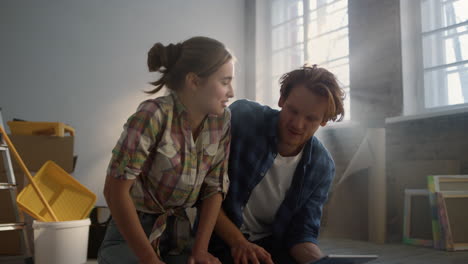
421, 0, 468, 109
266, 0, 350, 120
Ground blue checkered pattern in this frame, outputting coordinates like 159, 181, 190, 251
224, 99, 335, 249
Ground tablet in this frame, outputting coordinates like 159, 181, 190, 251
309, 254, 378, 264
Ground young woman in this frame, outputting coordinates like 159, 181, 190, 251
98, 36, 234, 264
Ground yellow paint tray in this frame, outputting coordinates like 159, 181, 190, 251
17, 161, 96, 221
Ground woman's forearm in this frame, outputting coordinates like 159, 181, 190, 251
214, 208, 247, 247
193, 193, 223, 253
106, 177, 160, 263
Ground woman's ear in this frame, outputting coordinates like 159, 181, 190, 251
185, 72, 201, 91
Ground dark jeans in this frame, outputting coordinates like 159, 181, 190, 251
210, 235, 298, 264
98, 212, 190, 264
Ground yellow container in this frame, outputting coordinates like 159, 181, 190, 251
17, 161, 96, 222
7, 121, 75, 137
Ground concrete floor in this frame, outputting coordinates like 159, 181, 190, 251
4, 238, 468, 264
319, 238, 468, 264
86, 238, 468, 263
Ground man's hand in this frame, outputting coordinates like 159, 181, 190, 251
188, 251, 221, 264
290, 242, 323, 264
230, 240, 274, 264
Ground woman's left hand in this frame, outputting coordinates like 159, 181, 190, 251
187, 251, 221, 264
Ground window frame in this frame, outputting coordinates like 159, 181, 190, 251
402, 0, 468, 116
267, 0, 351, 121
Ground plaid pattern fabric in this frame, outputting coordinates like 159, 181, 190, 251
223, 99, 335, 249
107, 92, 231, 255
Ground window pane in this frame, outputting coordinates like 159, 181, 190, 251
447, 71, 467, 105
309, 0, 348, 36
272, 46, 304, 77
309, 9, 348, 38
268, 0, 350, 120
310, 0, 346, 11
272, 18, 304, 51
272, 0, 303, 26
325, 59, 350, 86
271, 77, 281, 109
422, 25, 468, 68
322, 60, 350, 120
309, 0, 350, 121
421, 0, 468, 33
308, 28, 349, 64
343, 88, 350, 120
424, 63, 468, 108
272, 52, 286, 77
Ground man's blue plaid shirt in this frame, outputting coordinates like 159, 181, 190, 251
223, 99, 335, 249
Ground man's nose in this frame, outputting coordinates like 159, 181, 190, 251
291, 117, 304, 131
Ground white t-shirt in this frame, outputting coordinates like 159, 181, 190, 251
240, 149, 304, 241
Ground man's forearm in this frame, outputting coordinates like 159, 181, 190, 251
214, 208, 247, 247
290, 242, 323, 264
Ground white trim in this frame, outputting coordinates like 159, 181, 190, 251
424, 59, 468, 72
386, 104, 468, 124
404, 189, 430, 195
421, 19, 468, 36
430, 175, 468, 192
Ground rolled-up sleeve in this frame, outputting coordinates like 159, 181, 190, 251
107, 101, 163, 180
284, 166, 335, 248
199, 110, 231, 200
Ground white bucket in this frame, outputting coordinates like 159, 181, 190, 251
33, 218, 91, 264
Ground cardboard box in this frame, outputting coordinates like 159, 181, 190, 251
0, 134, 75, 173
0, 231, 22, 255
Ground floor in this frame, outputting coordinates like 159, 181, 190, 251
3, 239, 467, 264
85, 239, 468, 264
318, 238, 468, 264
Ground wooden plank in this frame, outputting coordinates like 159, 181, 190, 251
438, 192, 468, 251
387, 160, 460, 242
402, 189, 433, 247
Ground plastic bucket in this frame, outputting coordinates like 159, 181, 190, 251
33, 218, 91, 264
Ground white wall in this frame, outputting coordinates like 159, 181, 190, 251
0, 0, 245, 205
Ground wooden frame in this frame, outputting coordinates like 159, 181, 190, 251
403, 189, 433, 247
427, 175, 468, 249
436, 191, 468, 251
428, 175, 468, 192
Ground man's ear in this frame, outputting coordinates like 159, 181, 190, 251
320, 120, 327, 127
185, 72, 200, 91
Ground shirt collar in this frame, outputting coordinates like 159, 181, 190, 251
267, 110, 279, 141
302, 138, 314, 165
170, 91, 187, 117
170, 91, 218, 119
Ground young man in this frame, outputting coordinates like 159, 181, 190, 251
211, 65, 345, 264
